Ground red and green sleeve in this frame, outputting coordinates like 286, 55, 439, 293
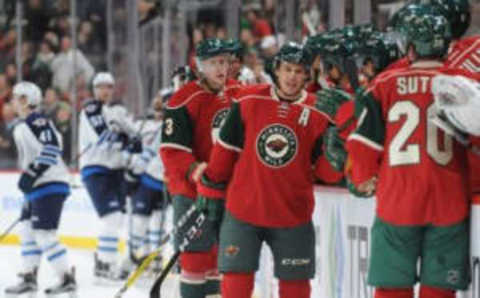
311, 132, 344, 184
159, 105, 197, 191
205, 102, 244, 183
346, 90, 385, 185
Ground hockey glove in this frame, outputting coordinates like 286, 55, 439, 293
195, 173, 226, 223
124, 170, 140, 196
18, 163, 49, 194
346, 177, 376, 198
324, 126, 347, 172
315, 88, 351, 121
126, 137, 143, 154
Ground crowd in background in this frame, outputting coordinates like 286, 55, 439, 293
0, 0, 416, 169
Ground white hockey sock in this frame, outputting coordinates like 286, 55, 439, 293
97, 211, 123, 263
129, 214, 149, 255
148, 210, 164, 252
34, 230, 69, 278
19, 220, 41, 272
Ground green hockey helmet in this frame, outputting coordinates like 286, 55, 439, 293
357, 33, 401, 74
431, 0, 470, 39
273, 41, 312, 70
196, 38, 231, 61
400, 13, 452, 58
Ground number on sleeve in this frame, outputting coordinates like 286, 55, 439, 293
164, 118, 174, 136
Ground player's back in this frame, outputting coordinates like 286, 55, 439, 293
370, 62, 470, 225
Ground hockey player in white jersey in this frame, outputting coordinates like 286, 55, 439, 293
5, 81, 76, 297
79, 72, 141, 281
123, 94, 167, 275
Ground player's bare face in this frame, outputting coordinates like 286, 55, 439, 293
202, 54, 229, 89
275, 62, 307, 98
95, 84, 114, 103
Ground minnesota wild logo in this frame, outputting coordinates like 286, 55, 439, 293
256, 124, 298, 168
211, 108, 230, 143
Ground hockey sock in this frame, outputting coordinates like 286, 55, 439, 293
34, 230, 69, 277
19, 220, 41, 272
180, 270, 206, 298
205, 269, 221, 297
419, 285, 455, 298
279, 279, 310, 298
179, 251, 211, 298
375, 288, 414, 298
98, 211, 123, 263
148, 210, 164, 252
129, 214, 149, 255
221, 272, 254, 298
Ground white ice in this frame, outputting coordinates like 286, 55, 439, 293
0, 245, 180, 298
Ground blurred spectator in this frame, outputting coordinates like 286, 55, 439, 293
55, 101, 72, 163
43, 87, 60, 118
37, 39, 57, 67
5, 63, 17, 86
21, 41, 52, 90
243, 4, 273, 41
24, 0, 52, 43
0, 74, 12, 120
0, 29, 16, 68
240, 28, 256, 48
51, 35, 95, 95
0, 102, 17, 168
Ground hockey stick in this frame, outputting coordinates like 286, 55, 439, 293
149, 251, 180, 298
113, 204, 205, 298
0, 217, 21, 243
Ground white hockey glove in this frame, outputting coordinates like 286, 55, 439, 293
431, 74, 480, 136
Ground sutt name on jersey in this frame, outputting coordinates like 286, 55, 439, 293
348, 62, 478, 226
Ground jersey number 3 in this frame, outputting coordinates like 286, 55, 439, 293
388, 101, 453, 167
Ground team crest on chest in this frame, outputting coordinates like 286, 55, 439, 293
256, 124, 298, 168
211, 108, 230, 142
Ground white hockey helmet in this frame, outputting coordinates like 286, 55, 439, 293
93, 72, 115, 87
12, 81, 42, 107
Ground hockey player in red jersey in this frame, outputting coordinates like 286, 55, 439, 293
194, 42, 342, 298
159, 38, 237, 298
346, 13, 474, 298
434, 0, 480, 200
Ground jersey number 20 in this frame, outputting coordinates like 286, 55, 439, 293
388, 101, 453, 166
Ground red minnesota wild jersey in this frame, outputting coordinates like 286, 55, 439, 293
347, 61, 475, 226
204, 84, 342, 227
160, 80, 240, 198
446, 36, 480, 195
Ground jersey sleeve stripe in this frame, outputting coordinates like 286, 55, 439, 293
159, 143, 193, 153
449, 39, 480, 67
348, 133, 384, 152
218, 138, 242, 153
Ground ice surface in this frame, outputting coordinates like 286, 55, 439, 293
0, 246, 180, 298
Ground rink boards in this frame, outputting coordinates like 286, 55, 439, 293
0, 172, 479, 298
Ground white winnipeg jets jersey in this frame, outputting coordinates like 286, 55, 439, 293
13, 113, 70, 187
128, 120, 164, 181
79, 99, 137, 170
